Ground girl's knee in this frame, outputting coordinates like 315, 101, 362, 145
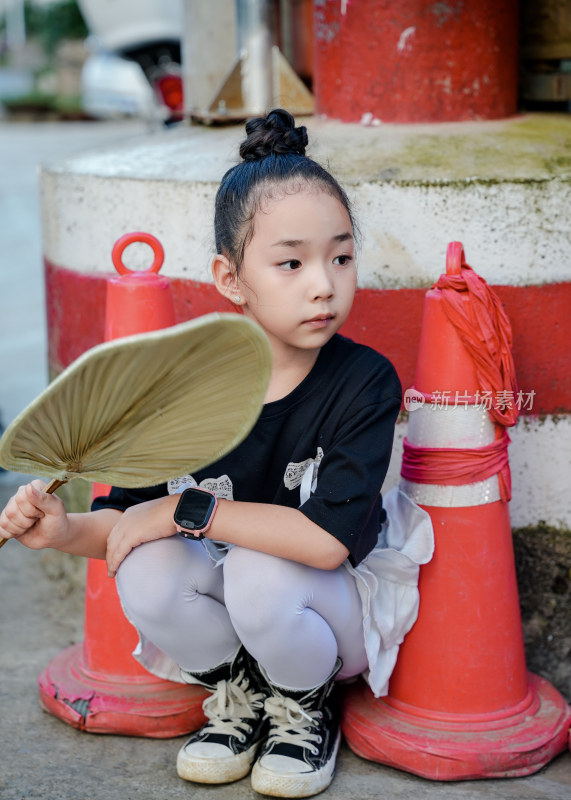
116, 540, 170, 624
224, 546, 289, 594
224, 546, 271, 606
223, 547, 311, 632
116, 536, 206, 625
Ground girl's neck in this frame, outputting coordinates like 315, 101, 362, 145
264, 344, 322, 403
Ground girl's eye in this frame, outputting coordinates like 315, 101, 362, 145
333, 254, 353, 266
278, 259, 302, 270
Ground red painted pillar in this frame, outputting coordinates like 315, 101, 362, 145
313, 0, 519, 123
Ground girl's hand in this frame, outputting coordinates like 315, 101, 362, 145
0, 480, 71, 550
106, 495, 178, 578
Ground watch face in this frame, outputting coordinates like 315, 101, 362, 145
175, 489, 216, 530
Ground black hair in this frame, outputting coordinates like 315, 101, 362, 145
214, 108, 356, 274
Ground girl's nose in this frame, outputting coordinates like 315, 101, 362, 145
310, 263, 335, 300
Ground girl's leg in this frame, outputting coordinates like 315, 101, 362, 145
116, 535, 240, 673
223, 546, 367, 689
223, 546, 366, 797
117, 538, 269, 785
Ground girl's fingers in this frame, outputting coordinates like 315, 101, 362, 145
16, 484, 55, 522
0, 481, 66, 542
107, 547, 127, 579
0, 486, 44, 537
107, 545, 133, 579
105, 496, 178, 578
106, 526, 135, 578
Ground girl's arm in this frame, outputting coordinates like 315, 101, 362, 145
210, 500, 350, 570
0, 480, 120, 558
2, 482, 347, 575
105, 494, 349, 577
1, 481, 186, 568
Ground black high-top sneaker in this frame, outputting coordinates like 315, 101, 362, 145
177, 646, 270, 784
251, 659, 342, 798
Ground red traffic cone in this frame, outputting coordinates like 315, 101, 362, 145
342, 243, 571, 779
38, 233, 207, 736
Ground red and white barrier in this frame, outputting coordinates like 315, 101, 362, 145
39, 120, 571, 534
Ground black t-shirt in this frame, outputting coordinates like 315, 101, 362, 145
92, 334, 402, 566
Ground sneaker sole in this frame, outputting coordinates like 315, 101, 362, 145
177, 742, 258, 784
250, 731, 341, 798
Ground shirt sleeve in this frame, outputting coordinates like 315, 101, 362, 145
299, 364, 401, 566
91, 483, 168, 512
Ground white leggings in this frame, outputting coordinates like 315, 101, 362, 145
116, 535, 368, 690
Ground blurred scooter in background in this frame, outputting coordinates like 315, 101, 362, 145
77, 0, 183, 125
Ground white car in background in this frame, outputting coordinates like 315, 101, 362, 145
78, 0, 184, 123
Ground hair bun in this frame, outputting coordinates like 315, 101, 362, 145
239, 108, 308, 162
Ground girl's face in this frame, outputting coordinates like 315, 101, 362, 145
237, 187, 357, 361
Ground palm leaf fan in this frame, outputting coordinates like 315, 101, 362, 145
0, 313, 271, 548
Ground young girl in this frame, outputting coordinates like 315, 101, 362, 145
0, 109, 426, 799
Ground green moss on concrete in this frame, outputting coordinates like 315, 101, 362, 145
309, 113, 571, 185
513, 524, 571, 701
43, 112, 571, 189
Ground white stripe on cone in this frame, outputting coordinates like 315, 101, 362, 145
400, 404, 501, 508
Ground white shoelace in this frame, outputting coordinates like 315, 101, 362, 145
263, 696, 323, 755
201, 670, 266, 742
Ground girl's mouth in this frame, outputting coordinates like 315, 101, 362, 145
304, 314, 334, 328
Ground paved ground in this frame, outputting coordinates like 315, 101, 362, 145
0, 118, 570, 799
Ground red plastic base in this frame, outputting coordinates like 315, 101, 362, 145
342, 673, 571, 781
38, 643, 207, 738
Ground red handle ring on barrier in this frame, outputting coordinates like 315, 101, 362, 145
446, 241, 465, 276
112, 232, 165, 276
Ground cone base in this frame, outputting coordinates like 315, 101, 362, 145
342, 673, 571, 781
38, 643, 207, 738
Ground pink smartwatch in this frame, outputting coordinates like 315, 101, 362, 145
173, 487, 218, 540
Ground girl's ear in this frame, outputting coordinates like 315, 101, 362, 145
212, 254, 244, 306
